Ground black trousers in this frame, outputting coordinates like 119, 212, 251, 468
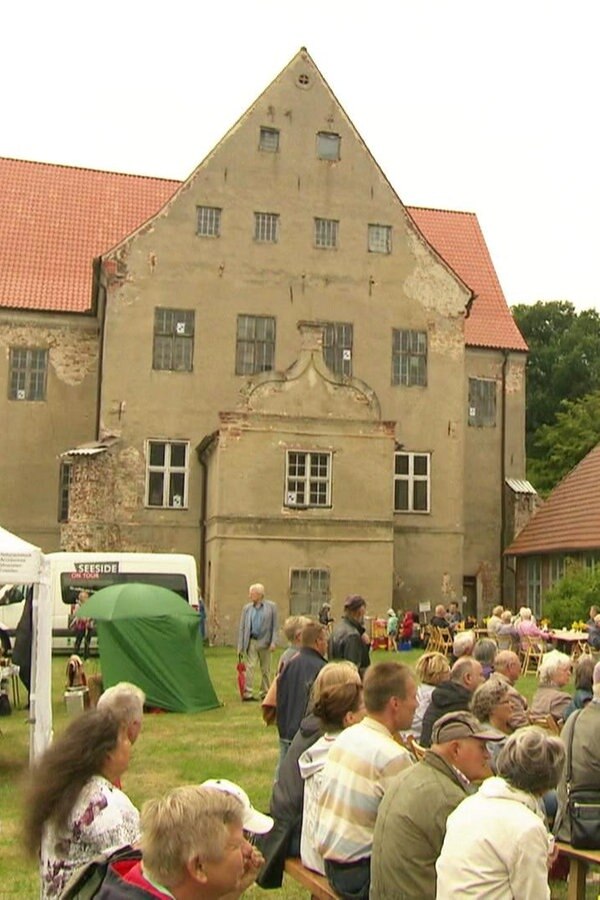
325, 857, 371, 900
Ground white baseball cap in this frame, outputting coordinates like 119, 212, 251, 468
200, 778, 274, 834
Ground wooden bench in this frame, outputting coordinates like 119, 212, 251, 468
556, 841, 600, 900
284, 857, 340, 900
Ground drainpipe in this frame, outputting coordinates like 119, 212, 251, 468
196, 432, 218, 600
500, 350, 509, 603
92, 258, 106, 441
197, 455, 208, 601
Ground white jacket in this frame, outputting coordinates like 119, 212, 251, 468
298, 733, 339, 875
435, 776, 552, 900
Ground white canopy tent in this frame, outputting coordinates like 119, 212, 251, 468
0, 525, 52, 759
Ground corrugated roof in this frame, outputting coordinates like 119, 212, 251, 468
0, 157, 177, 312
0, 157, 526, 354
407, 207, 527, 352
505, 443, 600, 555
506, 478, 538, 495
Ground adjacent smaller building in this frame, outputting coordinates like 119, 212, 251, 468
505, 443, 600, 617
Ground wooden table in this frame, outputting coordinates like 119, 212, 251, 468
556, 841, 600, 900
549, 631, 589, 659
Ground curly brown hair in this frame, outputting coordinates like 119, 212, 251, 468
24, 708, 121, 855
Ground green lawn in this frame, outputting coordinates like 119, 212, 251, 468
0, 648, 591, 897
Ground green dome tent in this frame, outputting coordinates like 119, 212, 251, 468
75, 583, 220, 713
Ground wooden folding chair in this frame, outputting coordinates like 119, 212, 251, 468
437, 627, 454, 657
527, 713, 561, 735
520, 635, 544, 676
426, 626, 441, 653
405, 733, 427, 761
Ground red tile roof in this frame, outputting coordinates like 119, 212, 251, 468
0, 157, 177, 312
0, 157, 527, 353
408, 207, 527, 352
505, 443, 600, 555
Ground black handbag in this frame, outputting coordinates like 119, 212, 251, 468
566, 710, 600, 849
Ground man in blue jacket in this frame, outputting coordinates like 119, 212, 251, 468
276, 620, 328, 763
238, 583, 278, 701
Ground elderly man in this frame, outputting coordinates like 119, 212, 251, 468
237, 583, 278, 701
490, 650, 528, 728
97, 782, 271, 898
430, 604, 453, 631
97, 682, 145, 744
420, 657, 484, 747
328, 594, 371, 675
371, 710, 500, 899
452, 629, 475, 661
276, 620, 328, 762
316, 662, 417, 899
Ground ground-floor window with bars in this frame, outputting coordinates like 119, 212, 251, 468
285, 451, 332, 508
236, 314, 276, 374
57, 461, 72, 522
146, 440, 189, 508
290, 568, 331, 616
9, 347, 48, 400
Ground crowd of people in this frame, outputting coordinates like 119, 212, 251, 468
246, 595, 597, 899
22, 588, 600, 899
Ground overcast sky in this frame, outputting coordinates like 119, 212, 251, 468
3, 0, 598, 311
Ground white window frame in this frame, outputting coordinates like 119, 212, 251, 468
394, 451, 431, 513
314, 218, 338, 249
368, 224, 392, 254
259, 127, 280, 152
254, 212, 279, 243
285, 451, 332, 509
316, 132, 341, 160
196, 206, 221, 237
146, 440, 189, 509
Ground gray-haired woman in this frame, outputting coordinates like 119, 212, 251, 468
436, 728, 565, 899
530, 650, 572, 724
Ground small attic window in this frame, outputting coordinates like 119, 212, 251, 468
297, 73, 311, 88
317, 132, 341, 161
259, 127, 280, 152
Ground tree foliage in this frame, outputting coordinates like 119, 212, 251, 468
543, 561, 600, 628
511, 301, 600, 492
527, 391, 600, 494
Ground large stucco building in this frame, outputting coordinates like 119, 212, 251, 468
0, 49, 528, 640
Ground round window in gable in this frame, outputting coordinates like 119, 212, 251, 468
296, 72, 311, 89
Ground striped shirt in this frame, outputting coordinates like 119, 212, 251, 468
315, 716, 412, 863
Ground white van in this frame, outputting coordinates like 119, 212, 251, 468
0, 551, 199, 652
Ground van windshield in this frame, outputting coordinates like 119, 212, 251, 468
61, 572, 189, 606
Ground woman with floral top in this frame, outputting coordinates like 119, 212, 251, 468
24, 707, 140, 899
